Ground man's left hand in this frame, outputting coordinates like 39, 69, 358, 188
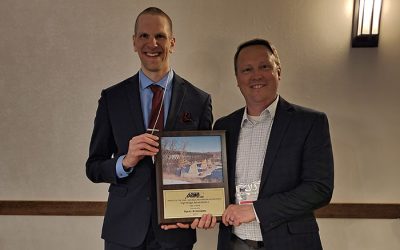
222, 204, 256, 227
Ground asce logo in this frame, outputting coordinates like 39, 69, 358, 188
185, 192, 204, 199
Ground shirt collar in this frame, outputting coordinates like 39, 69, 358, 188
241, 95, 279, 127
139, 69, 174, 90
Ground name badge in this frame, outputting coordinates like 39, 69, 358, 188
235, 180, 260, 205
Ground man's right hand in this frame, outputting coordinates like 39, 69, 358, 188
122, 133, 159, 170
160, 214, 217, 230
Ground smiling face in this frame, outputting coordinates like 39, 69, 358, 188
235, 45, 281, 115
133, 14, 175, 81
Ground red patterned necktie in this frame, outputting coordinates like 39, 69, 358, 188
148, 85, 164, 131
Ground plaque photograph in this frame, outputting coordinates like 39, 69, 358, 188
155, 130, 228, 224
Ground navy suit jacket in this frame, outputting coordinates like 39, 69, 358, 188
86, 72, 213, 248
214, 97, 333, 250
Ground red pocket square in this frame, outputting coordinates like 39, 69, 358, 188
181, 112, 193, 123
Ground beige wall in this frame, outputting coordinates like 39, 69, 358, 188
1, 0, 399, 249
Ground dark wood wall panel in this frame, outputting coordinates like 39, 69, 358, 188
1, 201, 399, 218
314, 203, 400, 219
0, 201, 106, 216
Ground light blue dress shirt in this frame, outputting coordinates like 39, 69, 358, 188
116, 69, 174, 178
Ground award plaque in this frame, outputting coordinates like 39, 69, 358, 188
155, 130, 228, 224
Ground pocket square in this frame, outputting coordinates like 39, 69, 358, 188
181, 112, 193, 123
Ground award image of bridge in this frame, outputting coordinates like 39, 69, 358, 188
160, 135, 223, 185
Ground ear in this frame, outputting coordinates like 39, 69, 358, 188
132, 35, 138, 52
169, 37, 176, 53
277, 67, 281, 80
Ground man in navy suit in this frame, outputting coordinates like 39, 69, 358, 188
215, 39, 334, 250
86, 7, 213, 250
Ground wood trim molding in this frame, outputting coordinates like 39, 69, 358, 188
314, 203, 400, 219
0, 201, 106, 216
0, 201, 399, 218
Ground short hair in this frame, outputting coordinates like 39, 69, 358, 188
134, 7, 173, 35
234, 38, 281, 75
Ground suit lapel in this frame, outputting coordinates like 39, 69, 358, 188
124, 74, 146, 133
227, 109, 244, 202
165, 74, 185, 130
259, 98, 294, 190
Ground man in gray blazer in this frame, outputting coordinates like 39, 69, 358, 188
86, 7, 213, 250
215, 38, 334, 250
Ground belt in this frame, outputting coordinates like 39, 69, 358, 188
232, 234, 264, 249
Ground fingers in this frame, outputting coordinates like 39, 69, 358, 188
222, 214, 228, 226
195, 214, 216, 229
222, 205, 237, 226
190, 218, 200, 229
211, 215, 217, 228
141, 133, 160, 146
176, 223, 190, 229
160, 224, 178, 230
222, 205, 231, 226
124, 133, 160, 167
225, 216, 236, 226
132, 134, 159, 150
160, 223, 190, 230
222, 204, 255, 227
161, 215, 217, 231
196, 214, 208, 229
202, 214, 212, 229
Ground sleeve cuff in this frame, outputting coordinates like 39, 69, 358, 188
116, 155, 133, 178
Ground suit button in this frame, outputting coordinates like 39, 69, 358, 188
146, 196, 151, 201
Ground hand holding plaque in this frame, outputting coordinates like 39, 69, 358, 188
160, 214, 217, 230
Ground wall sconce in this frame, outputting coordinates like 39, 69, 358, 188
352, 0, 383, 47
